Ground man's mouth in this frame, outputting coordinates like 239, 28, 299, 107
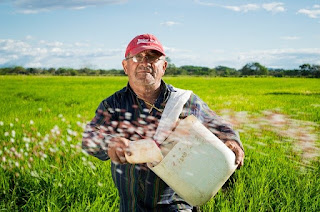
137, 68, 153, 74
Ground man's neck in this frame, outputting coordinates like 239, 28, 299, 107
129, 82, 162, 103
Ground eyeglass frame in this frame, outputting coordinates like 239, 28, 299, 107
125, 53, 166, 64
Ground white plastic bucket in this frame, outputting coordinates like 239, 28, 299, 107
148, 115, 238, 206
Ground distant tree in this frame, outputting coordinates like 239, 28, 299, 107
299, 63, 311, 71
299, 63, 320, 77
268, 68, 285, 77
0, 67, 11, 75
312, 65, 320, 78
206, 68, 216, 76
215, 66, 238, 77
299, 63, 312, 76
70, 70, 77, 76
180, 66, 210, 75
165, 57, 180, 75
47, 68, 56, 75
165, 57, 175, 68
27, 67, 42, 75
79, 67, 92, 75
13, 66, 26, 74
240, 62, 268, 76
0, 62, 317, 77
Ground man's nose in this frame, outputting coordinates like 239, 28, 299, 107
138, 62, 152, 71
141, 56, 152, 66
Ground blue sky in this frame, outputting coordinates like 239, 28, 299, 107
0, 0, 319, 70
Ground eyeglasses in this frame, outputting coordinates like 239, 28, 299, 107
125, 54, 165, 63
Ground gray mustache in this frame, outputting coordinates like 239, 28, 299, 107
138, 66, 153, 73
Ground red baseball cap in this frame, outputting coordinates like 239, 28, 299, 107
125, 34, 165, 58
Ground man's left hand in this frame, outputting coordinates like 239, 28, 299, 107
225, 140, 244, 168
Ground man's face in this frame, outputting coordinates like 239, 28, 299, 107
122, 50, 167, 87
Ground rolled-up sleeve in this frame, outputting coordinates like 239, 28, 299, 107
82, 101, 113, 161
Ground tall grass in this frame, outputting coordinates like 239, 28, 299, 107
0, 76, 319, 211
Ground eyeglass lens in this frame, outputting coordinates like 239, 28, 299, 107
133, 54, 159, 63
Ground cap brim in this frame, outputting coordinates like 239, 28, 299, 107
129, 45, 165, 57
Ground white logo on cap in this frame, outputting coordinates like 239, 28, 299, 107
137, 39, 158, 45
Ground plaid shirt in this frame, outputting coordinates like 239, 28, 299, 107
82, 81, 242, 212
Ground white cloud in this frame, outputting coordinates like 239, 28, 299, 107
1, 38, 319, 70
25, 35, 33, 40
168, 47, 320, 69
223, 4, 260, 13
297, 5, 320, 19
0, 38, 123, 68
160, 21, 180, 27
7, 0, 128, 13
195, 1, 286, 13
280, 36, 300, 40
262, 2, 285, 13
0, 39, 31, 51
74, 42, 90, 47
232, 48, 320, 69
25, 61, 42, 67
45, 41, 64, 47
164, 46, 191, 55
193, 0, 217, 7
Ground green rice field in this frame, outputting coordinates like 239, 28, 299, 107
0, 76, 319, 211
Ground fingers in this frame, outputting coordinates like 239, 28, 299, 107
115, 147, 126, 163
225, 140, 245, 169
108, 137, 130, 164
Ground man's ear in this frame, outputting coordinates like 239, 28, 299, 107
163, 60, 168, 72
122, 60, 128, 75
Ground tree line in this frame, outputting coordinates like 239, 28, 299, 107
0, 61, 319, 78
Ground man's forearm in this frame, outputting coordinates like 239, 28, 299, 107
82, 123, 111, 161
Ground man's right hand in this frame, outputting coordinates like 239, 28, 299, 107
107, 137, 131, 164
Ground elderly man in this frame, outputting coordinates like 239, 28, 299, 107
82, 34, 244, 212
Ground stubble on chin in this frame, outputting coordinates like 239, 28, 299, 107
135, 74, 155, 86
134, 66, 155, 84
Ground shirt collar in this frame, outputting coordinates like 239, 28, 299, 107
125, 80, 176, 104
